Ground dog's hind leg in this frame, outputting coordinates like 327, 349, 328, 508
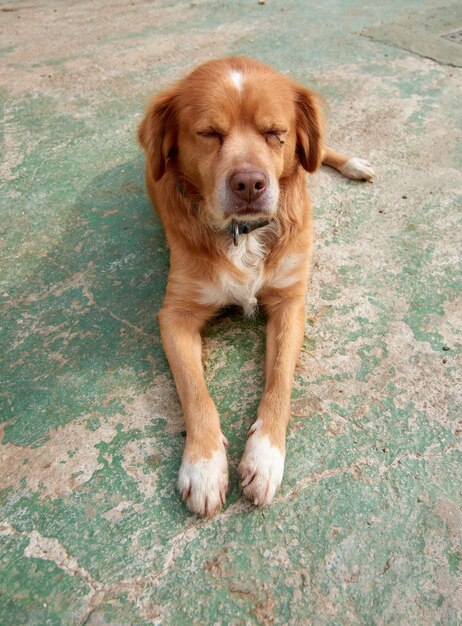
322, 147, 374, 181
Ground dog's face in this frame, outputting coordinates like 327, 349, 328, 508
139, 57, 323, 228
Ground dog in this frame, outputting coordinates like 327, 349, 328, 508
138, 57, 373, 517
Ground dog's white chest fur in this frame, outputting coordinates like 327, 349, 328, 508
199, 231, 268, 315
198, 227, 306, 314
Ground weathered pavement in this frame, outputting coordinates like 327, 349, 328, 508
1, 1, 461, 624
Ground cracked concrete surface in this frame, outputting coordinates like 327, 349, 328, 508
1, 0, 461, 624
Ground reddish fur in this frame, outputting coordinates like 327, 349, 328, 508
138, 57, 370, 517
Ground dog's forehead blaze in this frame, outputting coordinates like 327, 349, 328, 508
177, 66, 296, 134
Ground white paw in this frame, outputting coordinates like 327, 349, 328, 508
178, 441, 228, 518
340, 157, 375, 181
238, 420, 285, 507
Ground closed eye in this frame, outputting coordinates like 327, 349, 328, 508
196, 129, 225, 144
263, 129, 288, 146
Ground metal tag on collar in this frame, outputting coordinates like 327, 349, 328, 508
233, 221, 240, 246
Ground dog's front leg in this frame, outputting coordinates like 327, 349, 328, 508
238, 290, 306, 506
159, 304, 228, 517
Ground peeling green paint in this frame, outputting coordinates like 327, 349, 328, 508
1, 0, 461, 624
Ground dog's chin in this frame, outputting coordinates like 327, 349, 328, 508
222, 199, 278, 221
205, 196, 278, 229
225, 207, 270, 221
207, 212, 272, 233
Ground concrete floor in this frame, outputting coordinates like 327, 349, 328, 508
1, 1, 461, 624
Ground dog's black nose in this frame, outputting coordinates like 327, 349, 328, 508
229, 170, 267, 203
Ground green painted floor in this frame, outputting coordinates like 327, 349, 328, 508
1, 1, 461, 624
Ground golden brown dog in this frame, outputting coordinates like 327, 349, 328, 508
138, 57, 373, 517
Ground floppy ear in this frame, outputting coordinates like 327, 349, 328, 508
138, 88, 178, 181
294, 86, 324, 173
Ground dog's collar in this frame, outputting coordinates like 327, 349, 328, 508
176, 178, 270, 246
227, 219, 271, 246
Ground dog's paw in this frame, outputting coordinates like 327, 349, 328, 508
238, 420, 285, 507
339, 157, 374, 181
178, 437, 228, 518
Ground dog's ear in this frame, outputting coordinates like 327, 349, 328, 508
294, 86, 324, 173
138, 88, 178, 181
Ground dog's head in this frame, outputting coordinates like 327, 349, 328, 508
138, 57, 323, 228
